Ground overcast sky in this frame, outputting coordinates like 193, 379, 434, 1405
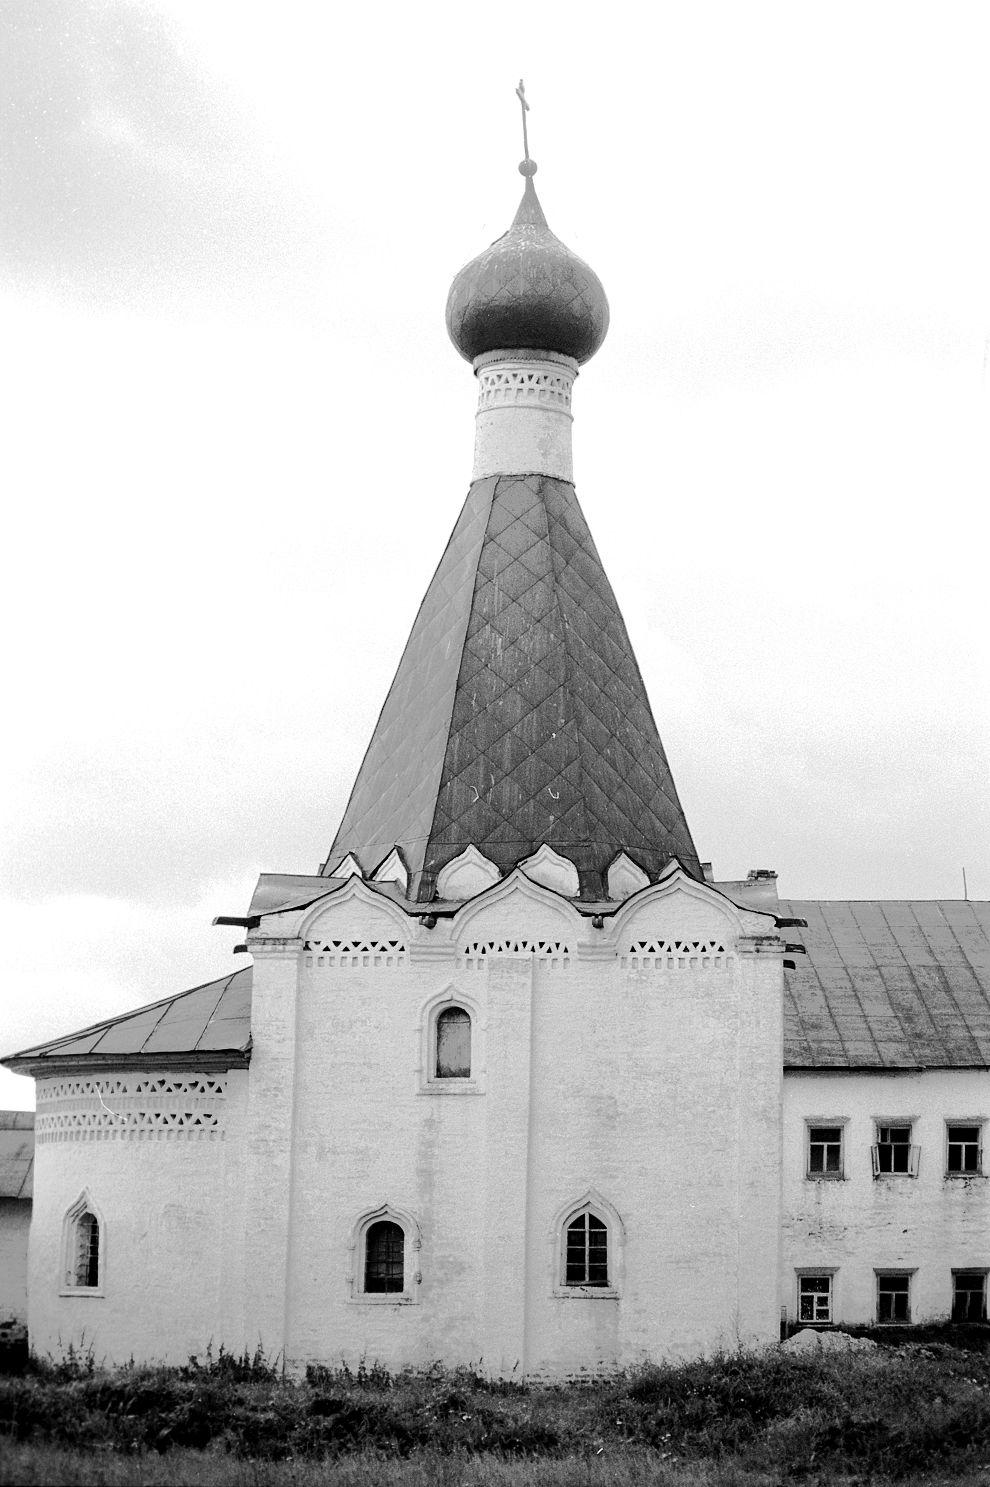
2, 0, 988, 1109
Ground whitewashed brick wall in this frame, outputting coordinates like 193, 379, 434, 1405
0, 1200, 30, 1324
782, 1069, 990, 1324
27, 1070, 249, 1365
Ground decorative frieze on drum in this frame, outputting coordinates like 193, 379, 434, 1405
462, 940, 570, 970
303, 938, 407, 968
35, 1075, 226, 1143
621, 939, 731, 971
476, 363, 573, 412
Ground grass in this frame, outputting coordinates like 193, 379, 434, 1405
1, 1335, 989, 1485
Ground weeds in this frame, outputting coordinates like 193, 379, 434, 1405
0, 1342, 988, 1479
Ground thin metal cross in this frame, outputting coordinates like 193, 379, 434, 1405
516, 79, 531, 164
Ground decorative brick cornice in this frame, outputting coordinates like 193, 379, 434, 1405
246, 938, 304, 959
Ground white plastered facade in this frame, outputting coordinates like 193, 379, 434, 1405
782, 1069, 990, 1327
25, 868, 785, 1374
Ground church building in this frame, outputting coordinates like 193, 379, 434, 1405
4, 139, 989, 1378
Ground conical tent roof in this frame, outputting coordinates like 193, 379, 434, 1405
324, 472, 702, 901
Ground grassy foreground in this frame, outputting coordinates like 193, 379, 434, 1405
1, 1337, 989, 1485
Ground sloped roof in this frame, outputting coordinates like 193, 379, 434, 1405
782, 900, 990, 1069
2, 969, 252, 1072
7, 901, 988, 1077
0, 1112, 34, 1199
324, 473, 702, 901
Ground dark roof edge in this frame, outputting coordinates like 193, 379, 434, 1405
3, 1050, 252, 1079
783, 1061, 990, 1074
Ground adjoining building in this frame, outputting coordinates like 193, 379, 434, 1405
4, 145, 988, 1376
0, 1112, 34, 1356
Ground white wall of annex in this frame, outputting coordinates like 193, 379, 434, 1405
782, 1068, 990, 1324
0, 1200, 31, 1324
27, 1069, 249, 1365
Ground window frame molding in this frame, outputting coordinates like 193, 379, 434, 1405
874, 1268, 916, 1325
416, 987, 485, 1096
550, 1190, 624, 1301
59, 1190, 105, 1298
951, 1268, 989, 1323
347, 1204, 422, 1306
795, 1267, 837, 1327
805, 1117, 848, 1181
871, 1118, 920, 1179
945, 1118, 986, 1179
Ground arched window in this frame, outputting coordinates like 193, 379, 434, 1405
565, 1210, 609, 1287
73, 1211, 100, 1288
62, 1195, 103, 1293
364, 1220, 405, 1293
435, 1006, 471, 1078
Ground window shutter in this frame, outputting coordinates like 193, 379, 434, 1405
870, 1145, 881, 1178
908, 1145, 921, 1177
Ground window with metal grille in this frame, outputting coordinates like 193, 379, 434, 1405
872, 1124, 919, 1177
71, 1211, 99, 1288
436, 1007, 471, 1079
947, 1124, 983, 1175
364, 1220, 404, 1294
807, 1125, 844, 1179
952, 1271, 987, 1323
798, 1274, 833, 1324
564, 1211, 608, 1287
877, 1273, 911, 1323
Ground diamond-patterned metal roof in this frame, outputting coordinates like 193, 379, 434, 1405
782, 900, 990, 1068
325, 473, 702, 900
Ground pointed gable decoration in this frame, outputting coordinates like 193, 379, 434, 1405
606, 852, 651, 901
519, 844, 580, 897
328, 853, 364, 880
371, 848, 409, 894
437, 844, 501, 900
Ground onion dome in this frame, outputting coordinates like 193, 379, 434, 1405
446, 163, 609, 365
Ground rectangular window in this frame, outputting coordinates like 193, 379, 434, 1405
872, 1124, 919, 1177
877, 1273, 911, 1324
952, 1271, 987, 1323
798, 1274, 832, 1324
808, 1124, 844, 1179
947, 1124, 983, 1175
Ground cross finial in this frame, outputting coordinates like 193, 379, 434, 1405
515, 79, 537, 177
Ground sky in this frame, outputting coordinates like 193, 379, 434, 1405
2, 0, 988, 1109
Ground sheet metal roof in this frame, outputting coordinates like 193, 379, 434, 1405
6, 901, 989, 1075
782, 900, 990, 1069
324, 473, 702, 902
2, 969, 252, 1072
0, 1112, 34, 1199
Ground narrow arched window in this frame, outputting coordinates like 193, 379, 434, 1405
364, 1220, 404, 1293
436, 1006, 471, 1078
565, 1211, 608, 1287
72, 1211, 100, 1288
